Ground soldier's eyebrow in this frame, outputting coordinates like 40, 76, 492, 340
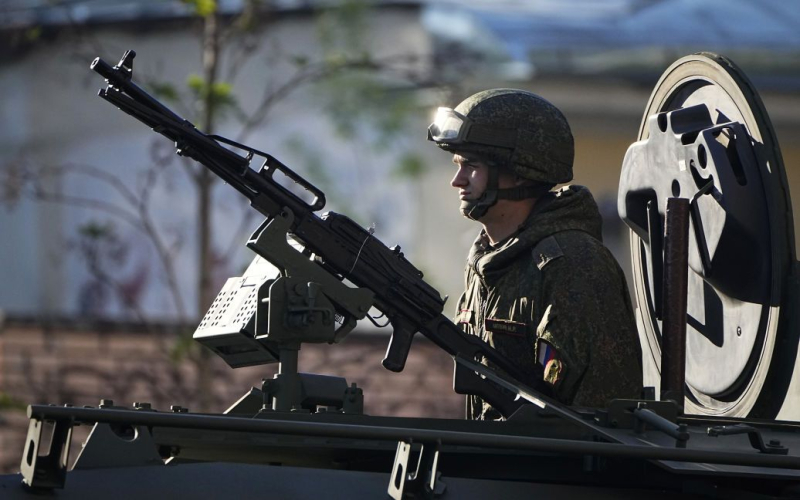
453, 157, 478, 168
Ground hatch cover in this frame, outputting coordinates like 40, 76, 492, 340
618, 53, 795, 417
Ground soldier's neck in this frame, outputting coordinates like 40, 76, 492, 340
481, 198, 537, 245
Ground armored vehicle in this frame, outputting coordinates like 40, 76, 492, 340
1, 52, 799, 499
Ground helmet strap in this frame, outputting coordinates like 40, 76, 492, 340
460, 168, 550, 221
460, 166, 501, 221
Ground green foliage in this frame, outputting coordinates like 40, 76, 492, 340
393, 152, 426, 179
285, 137, 330, 189
233, 0, 264, 33
311, 0, 427, 176
169, 330, 197, 364
148, 81, 179, 102
182, 0, 217, 18
25, 26, 42, 43
291, 55, 310, 68
186, 74, 205, 93
318, 70, 422, 156
187, 74, 238, 119
0, 392, 26, 411
78, 221, 115, 240
317, 0, 371, 55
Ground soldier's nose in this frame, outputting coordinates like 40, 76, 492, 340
451, 166, 468, 188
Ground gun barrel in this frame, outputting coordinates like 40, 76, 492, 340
90, 57, 115, 80
91, 50, 537, 415
91, 56, 186, 126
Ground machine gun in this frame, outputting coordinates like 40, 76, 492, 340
90, 50, 544, 416
8, 50, 800, 499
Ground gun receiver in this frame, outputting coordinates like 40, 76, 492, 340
91, 50, 544, 416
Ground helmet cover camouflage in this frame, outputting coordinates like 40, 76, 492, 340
435, 89, 574, 184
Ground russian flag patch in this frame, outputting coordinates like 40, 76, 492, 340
537, 339, 557, 366
537, 339, 565, 386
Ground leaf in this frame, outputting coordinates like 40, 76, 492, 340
0, 392, 26, 411
182, 0, 217, 18
148, 81, 179, 101
393, 153, 426, 179
210, 82, 237, 113
78, 221, 115, 240
291, 55, 310, 67
211, 81, 233, 99
186, 74, 205, 94
169, 331, 197, 363
25, 26, 42, 42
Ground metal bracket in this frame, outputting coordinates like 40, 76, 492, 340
72, 422, 163, 470
598, 398, 680, 429
20, 416, 74, 490
597, 399, 689, 447
247, 209, 374, 330
261, 373, 363, 414
388, 440, 446, 499
707, 424, 789, 455
633, 405, 690, 448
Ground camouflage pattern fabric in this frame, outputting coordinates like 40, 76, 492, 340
454, 185, 643, 420
440, 89, 574, 184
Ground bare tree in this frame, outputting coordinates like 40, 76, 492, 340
1, 0, 466, 412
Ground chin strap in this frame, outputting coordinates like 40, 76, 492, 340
460, 168, 551, 221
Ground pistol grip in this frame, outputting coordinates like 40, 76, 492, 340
382, 319, 416, 372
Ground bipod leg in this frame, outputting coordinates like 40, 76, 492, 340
388, 439, 446, 499
20, 416, 73, 490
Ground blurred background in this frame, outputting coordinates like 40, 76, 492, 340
1, 0, 799, 472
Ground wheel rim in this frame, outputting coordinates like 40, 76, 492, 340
618, 53, 795, 417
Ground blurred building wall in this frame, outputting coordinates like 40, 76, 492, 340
0, 319, 462, 473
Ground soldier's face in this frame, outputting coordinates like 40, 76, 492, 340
451, 154, 489, 200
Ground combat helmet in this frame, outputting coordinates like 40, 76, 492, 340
428, 89, 574, 220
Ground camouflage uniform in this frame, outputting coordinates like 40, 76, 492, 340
428, 88, 642, 419
455, 185, 643, 420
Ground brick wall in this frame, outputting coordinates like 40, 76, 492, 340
0, 320, 462, 473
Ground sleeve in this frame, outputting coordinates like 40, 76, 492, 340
534, 275, 593, 406
533, 235, 642, 407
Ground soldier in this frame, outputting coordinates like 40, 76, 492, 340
427, 89, 643, 420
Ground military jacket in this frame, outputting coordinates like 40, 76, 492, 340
456, 185, 643, 420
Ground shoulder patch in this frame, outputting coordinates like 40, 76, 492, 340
537, 338, 566, 386
544, 358, 565, 386
537, 338, 557, 366
532, 235, 564, 270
